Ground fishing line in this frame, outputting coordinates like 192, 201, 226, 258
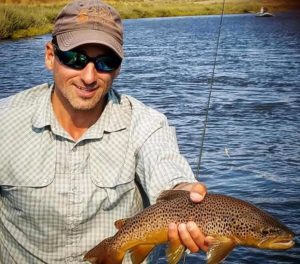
194, 0, 226, 178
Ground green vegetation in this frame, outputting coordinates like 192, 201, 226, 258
0, 0, 299, 39
0, 4, 61, 39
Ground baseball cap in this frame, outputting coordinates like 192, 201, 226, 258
52, 0, 124, 59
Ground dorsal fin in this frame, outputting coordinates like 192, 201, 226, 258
156, 190, 188, 203
114, 218, 128, 230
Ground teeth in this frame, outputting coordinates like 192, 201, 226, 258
78, 86, 96, 91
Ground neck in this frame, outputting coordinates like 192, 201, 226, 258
51, 89, 107, 141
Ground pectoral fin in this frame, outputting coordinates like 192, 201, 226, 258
130, 244, 155, 264
206, 237, 236, 264
166, 239, 186, 264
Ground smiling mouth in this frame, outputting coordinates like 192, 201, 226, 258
77, 86, 97, 91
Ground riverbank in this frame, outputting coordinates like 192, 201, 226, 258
1, 0, 299, 39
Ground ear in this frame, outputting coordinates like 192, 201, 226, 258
45, 42, 55, 71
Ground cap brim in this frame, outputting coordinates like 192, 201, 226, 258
56, 30, 124, 59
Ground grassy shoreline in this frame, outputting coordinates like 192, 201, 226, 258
0, 0, 299, 40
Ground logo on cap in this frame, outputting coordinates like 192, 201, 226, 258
76, 7, 114, 26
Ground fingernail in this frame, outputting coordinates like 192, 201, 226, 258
191, 192, 203, 201
178, 223, 186, 232
187, 222, 196, 231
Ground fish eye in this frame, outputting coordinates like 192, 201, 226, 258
261, 228, 278, 236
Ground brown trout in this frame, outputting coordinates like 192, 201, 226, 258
84, 190, 295, 264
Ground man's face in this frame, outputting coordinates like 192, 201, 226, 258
45, 42, 120, 112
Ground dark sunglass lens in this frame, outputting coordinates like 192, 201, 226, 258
54, 45, 121, 72
55, 48, 88, 69
76, 54, 88, 68
66, 52, 87, 69
95, 56, 121, 72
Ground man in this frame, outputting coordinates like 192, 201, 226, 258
0, 0, 212, 263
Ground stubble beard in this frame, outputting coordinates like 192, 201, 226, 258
64, 85, 109, 112
69, 92, 103, 111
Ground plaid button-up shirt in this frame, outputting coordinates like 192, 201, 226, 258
0, 84, 195, 263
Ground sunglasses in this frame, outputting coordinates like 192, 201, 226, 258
53, 44, 122, 73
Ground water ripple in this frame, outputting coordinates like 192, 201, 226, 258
0, 11, 299, 264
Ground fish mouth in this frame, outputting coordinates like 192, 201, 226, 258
271, 238, 295, 249
259, 236, 295, 250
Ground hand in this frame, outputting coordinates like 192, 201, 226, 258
173, 182, 207, 203
168, 182, 213, 253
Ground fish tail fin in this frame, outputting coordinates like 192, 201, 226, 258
84, 237, 118, 264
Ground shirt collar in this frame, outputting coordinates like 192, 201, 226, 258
31, 83, 53, 129
31, 85, 128, 139
86, 89, 128, 140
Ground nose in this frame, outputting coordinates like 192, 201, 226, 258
80, 62, 97, 85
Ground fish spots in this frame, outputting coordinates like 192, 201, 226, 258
84, 190, 295, 263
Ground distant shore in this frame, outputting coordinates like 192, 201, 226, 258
1, 0, 299, 40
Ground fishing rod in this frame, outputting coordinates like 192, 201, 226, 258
182, 1, 226, 261
194, 0, 226, 178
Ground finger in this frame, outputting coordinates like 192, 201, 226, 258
190, 182, 207, 203
178, 223, 199, 253
186, 221, 208, 252
168, 222, 179, 242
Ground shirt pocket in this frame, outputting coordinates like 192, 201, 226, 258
1, 169, 54, 190
0, 140, 55, 215
0, 127, 56, 188
89, 134, 138, 211
1, 172, 55, 218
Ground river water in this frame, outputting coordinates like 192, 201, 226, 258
0, 11, 299, 264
